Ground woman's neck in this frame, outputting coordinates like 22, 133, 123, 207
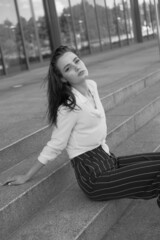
72, 80, 89, 97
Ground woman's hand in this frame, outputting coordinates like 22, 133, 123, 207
3, 175, 29, 186
2, 160, 44, 186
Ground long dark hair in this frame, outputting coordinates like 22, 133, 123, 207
46, 45, 78, 126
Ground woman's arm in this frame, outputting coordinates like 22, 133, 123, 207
3, 107, 78, 186
3, 160, 44, 186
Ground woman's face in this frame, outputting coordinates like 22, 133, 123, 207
56, 51, 88, 87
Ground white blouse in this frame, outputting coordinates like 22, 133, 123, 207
38, 80, 110, 165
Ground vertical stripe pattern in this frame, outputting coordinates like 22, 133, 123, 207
71, 146, 160, 205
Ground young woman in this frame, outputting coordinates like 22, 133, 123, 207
5, 46, 160, 207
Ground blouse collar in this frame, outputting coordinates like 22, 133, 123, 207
72, 81, 96, 103
72, 87, 88, 104
72, 81, 104, 118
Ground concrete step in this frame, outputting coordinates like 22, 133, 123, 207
8, 114, 160, 240
98, 62, 160, 98
102, 115, 160, 240
1, 75, 160, 239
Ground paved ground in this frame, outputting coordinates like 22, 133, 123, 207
0, 39, 159, 150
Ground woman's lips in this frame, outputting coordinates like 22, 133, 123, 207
78, 70, 85, 76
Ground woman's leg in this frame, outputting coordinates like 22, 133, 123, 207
88, 152, 160, 203
117, 152, 160, 167
72, 147, 160, 206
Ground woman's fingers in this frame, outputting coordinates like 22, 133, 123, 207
2, 178, 16, 186
3, 181, 12, 186
2, 175, 28, 186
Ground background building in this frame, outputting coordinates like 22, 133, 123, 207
0, 0, 159, 77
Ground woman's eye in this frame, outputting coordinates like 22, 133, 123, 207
75, 59, 80, 64
65, 67, 70, 72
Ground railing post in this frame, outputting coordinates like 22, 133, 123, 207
130, 0, 143, 43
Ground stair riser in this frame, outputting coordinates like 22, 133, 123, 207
108, 97, 160, 149
102, 71, 160, 112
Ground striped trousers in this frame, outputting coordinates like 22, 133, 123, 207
71, 145, 160, 206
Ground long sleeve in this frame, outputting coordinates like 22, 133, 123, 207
38, 106, 78, 165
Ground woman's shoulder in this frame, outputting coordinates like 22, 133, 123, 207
86, 79, 98, 92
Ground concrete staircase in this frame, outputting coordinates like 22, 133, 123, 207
1, 69, 160, 240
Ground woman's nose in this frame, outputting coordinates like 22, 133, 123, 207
73, 64, 79, 71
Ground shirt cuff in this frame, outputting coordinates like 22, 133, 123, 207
37, 153, 56, 165
37, 155, 48, 165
